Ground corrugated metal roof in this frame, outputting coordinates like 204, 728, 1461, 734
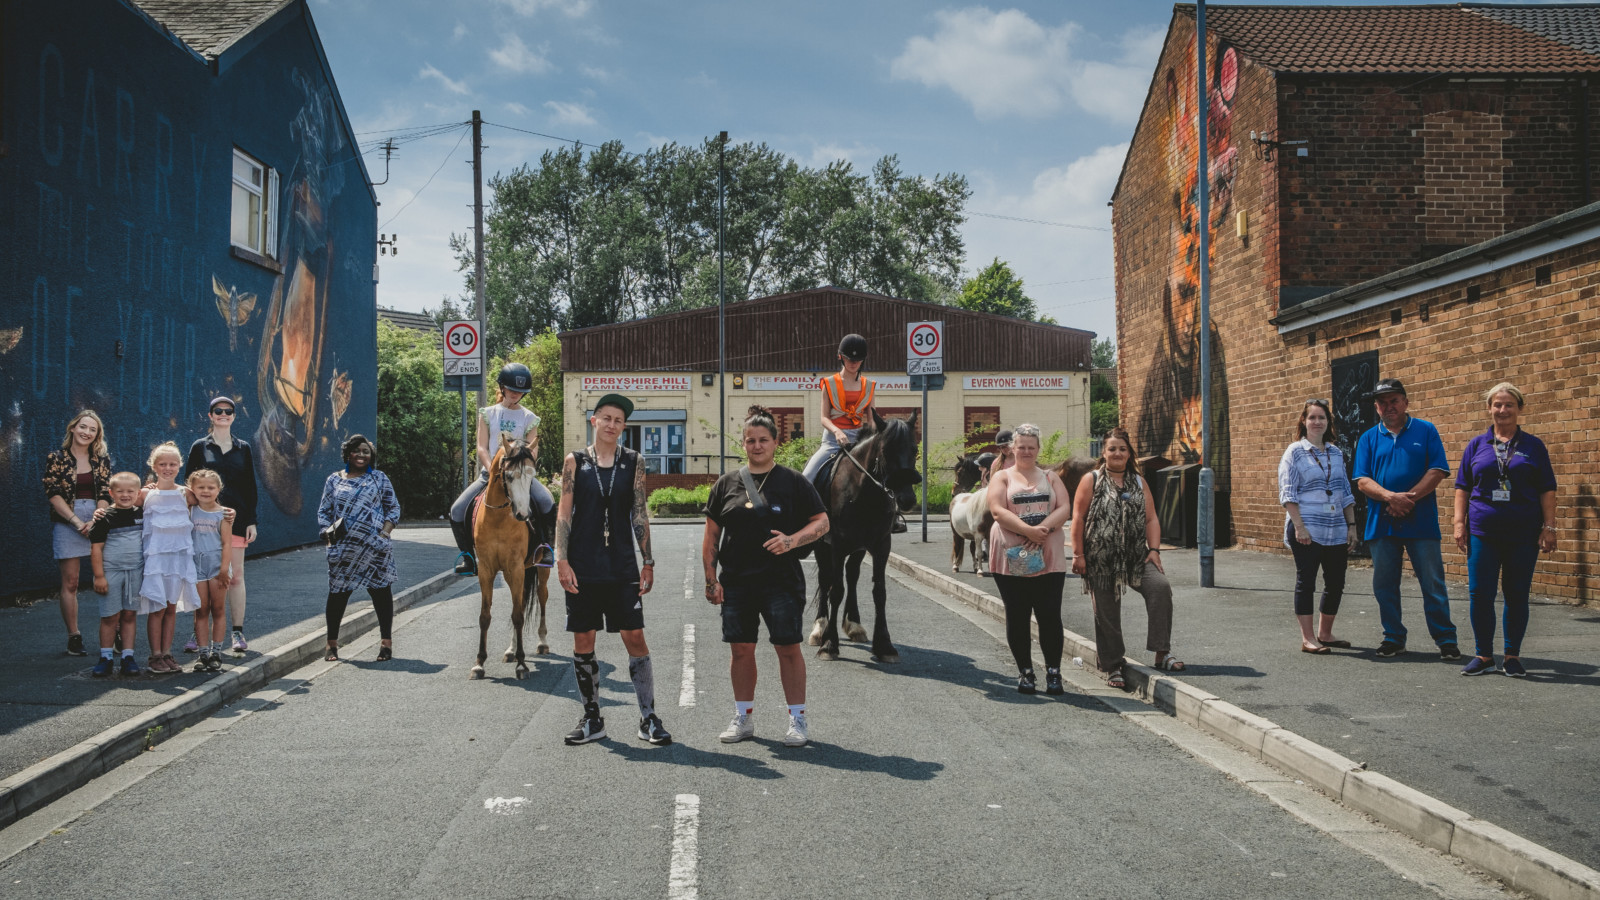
1177, 3, 1600, 74
129, 0, 294, 61
560, 288, 1095, 374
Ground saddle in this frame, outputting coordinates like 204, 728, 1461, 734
470, 493, 553, 568
811, 451, 843, 498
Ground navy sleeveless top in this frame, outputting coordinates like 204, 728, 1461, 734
568, 447, 642, 584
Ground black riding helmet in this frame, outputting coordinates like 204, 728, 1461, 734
838, 334, 869, 362
498, 363, 533, 392
994, 429, 1014, 448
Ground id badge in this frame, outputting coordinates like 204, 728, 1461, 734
1491, 489, 1511, 503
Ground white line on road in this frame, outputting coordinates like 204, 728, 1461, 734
668, 793, 701, 900
679, 624, 697, 707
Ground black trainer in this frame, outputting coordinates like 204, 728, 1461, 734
1044, 669, 1065, 695
564, 712, 607, 745
1438, 643, 1462, 661
1017, 671, 1037, 694
1376, 640, 1406, 658
66, 634, 86, 657
637, 714, 672, 746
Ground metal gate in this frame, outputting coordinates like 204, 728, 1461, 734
1330, 350, 1379, 558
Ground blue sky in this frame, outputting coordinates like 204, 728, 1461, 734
309, 0, 1409, 344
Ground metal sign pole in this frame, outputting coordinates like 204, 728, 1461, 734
1196, 0, 1216, 587
461, 381, 471, 488
920, 382, 929, 542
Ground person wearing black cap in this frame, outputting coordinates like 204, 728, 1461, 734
1351, 378, 1460, 660
185, 395, 259, 653
554, 392, 670, 746
448, 363, 557, 577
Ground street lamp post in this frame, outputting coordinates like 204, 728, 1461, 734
1196, 1, 1216, 587
717, 131, 728, 474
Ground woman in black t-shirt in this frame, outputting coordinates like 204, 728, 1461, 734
703, 406, 830, 747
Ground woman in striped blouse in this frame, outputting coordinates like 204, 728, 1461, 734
1277, 399, 1360, 654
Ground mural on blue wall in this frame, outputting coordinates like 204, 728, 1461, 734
211, 277, 258, 352
254, 68, 348, 516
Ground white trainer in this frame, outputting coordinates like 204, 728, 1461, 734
718, 712, 754, 743
783, 712, 808, 747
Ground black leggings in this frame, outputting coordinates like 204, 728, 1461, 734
1290, 541, 1348, 617
992, 572, 1067, 673
325, 586, 395, 643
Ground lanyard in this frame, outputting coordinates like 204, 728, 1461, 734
1305, 442, 1335, 502
589, 446, 618, 546
1492, 431, 1518, 491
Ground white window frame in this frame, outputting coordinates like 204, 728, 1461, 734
231, 148, 279, 258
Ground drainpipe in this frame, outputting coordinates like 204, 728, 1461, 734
1581, 79, 1591, 205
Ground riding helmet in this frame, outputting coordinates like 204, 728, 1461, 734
838, 334, 869, 362
498, 363, 533, 392
994, 429, 1014, 447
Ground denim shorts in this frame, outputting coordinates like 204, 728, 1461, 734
720, 577, 806, 645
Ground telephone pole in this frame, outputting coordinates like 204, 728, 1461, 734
472, 110, 488, 430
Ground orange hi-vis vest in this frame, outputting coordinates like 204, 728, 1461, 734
821, 373, 875, 429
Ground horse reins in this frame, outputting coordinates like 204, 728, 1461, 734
838, 441, 895, 500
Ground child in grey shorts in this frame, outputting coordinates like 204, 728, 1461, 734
89, 472, 146, 677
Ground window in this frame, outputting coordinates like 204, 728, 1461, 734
964, 406, 1001, 452
769, 407, 806, 442
231, 149, 278, 256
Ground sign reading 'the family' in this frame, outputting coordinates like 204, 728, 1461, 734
745, 375, 914, 391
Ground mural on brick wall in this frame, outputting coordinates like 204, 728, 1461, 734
1136, 36, 1235, 488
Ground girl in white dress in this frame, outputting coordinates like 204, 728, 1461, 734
139, 443, 201, 674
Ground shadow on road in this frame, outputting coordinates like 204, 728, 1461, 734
776, 740, 944, 780
602, 739, 783, 780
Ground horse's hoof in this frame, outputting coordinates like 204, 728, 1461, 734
872, 651, 901, 664
843, 622, 868, 643
816, 648, 839, 661
469, 666, 485, 680
515, 666, 530, 680
503, 651, 516, 663
536, 643, 550, 655
806, 622, 827, 646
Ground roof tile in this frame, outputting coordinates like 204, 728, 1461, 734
130, 0, 293, 61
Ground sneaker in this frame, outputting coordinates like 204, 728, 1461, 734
454, 553, 478, 576
232, 633, 248, 653
66, 634, 86, 657
1045, 669, 1065, 695
1439, 643, 1462, 661
205, 653, 224, 673
783, 713, 809, 747
1460, 656, 1496, 676
1017, 671, 1037, 694
192, 655, 211, 674
1375, 641, 1406, 658
91, 657, 114, 677
183, 639, 200, 654
563, 713, 606, 745
163, 654, 181, 673
148, 656, 169, 674
1502, 657, 1526, 678
637, 714, 672, 746
120, 656, 141, 677
718, 712, 755, 743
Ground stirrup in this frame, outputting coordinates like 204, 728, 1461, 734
454, 551, 477, 575
532, 543, 556, 568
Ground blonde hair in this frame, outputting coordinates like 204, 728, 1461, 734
1484, 382, 1524, 408
187, 468, 224, 490
60, 410, 108, 459
146, 441, 183, 470
108, 471, 142, 489
1011, 423, 1042, 445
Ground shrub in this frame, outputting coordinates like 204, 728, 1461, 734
648, 484, 710, 517
376, 320, 463, 519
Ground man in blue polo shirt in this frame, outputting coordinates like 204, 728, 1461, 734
1352, 378, 1460, 660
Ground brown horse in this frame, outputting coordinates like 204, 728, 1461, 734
470, 440, 550, 680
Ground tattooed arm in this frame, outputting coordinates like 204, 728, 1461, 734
555, 452, 578, 593
632, 454, 654, 595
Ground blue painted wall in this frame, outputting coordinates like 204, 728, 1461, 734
0, 0, 378, 592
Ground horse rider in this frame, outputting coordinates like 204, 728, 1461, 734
984, 430, 1015, 486
553, 393, 670, 747
448, 363, 557, 577
803, 334, 907, 532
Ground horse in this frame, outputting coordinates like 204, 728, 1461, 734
807, 409, 922, 663
469, 439, 551, 680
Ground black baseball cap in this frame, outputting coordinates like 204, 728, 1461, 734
594, 393, 634, 419
1363, 378, 1406, 401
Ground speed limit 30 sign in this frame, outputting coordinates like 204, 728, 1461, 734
443, 320, 483, 376
906, 320, 943, 375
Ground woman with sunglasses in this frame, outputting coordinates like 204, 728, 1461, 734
185, 396, 260, 654
1276, 399, 1359, 654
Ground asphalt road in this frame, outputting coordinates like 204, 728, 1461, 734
0, 525, 1496, 899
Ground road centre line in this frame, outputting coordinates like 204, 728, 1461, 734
668, 793, 701, 900
679, 624, 696, 708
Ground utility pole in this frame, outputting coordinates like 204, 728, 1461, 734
1196, 2, 1216, 587
717, 131, 728, 474
472, 110, 488, 465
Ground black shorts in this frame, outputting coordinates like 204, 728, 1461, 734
721, 577, 805, 645
565, 581, 645, 634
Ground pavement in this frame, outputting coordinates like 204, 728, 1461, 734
894, 531, 1600, 872
0, 524, 1499, 900
0, 527, 460, 784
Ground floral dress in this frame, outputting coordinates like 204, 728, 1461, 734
317, 470, 401, 591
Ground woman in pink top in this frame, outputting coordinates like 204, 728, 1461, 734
987, 424, 1071, 695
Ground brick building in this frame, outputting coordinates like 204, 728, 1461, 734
1112, 4, 1600, 601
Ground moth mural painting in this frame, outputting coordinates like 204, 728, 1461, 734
212, 278, 258, 353
255, 69, 349, 516
1136, 36, 1236, 490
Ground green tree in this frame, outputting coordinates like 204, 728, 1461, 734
376, 320, 464, 519
494, 329, 565, 476
1091, 400, 1120, 439
1092, 337, 1116, 369
956, 258, 1041, 320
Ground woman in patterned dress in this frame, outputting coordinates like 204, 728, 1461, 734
317, 435, 401, 662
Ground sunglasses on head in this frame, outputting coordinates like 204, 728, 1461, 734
211, 407, 235, 416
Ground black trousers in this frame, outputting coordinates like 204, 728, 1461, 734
992, 572, 1067, 673
1290, 541, 1348, 617
326, 585, 395, 642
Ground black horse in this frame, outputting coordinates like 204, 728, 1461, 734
807, 410, 922, 663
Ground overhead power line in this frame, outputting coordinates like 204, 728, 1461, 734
379, 125, 471, 231
968, 211, 1111, 232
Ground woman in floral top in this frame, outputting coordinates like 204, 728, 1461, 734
42, 410, 114, 656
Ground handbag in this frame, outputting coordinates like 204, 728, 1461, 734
320, 476, 357, 545
1004, 543, 1046, 576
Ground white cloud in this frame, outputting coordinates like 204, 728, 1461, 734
804, 141, 877, 168
579, 64, 617, 83
891, 8, 1160, 124
504, 101, 532, 116
452, 21, 468, 40
496, 0, 592, 17
685, 71, 716, 88
544, 100, 596, 127
489, 34, 553, 74
418, 63, 470, 95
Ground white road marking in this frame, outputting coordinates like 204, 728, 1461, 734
679, 624, 696, 708
484, 797, 529, 815
667, 793, 701, 900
